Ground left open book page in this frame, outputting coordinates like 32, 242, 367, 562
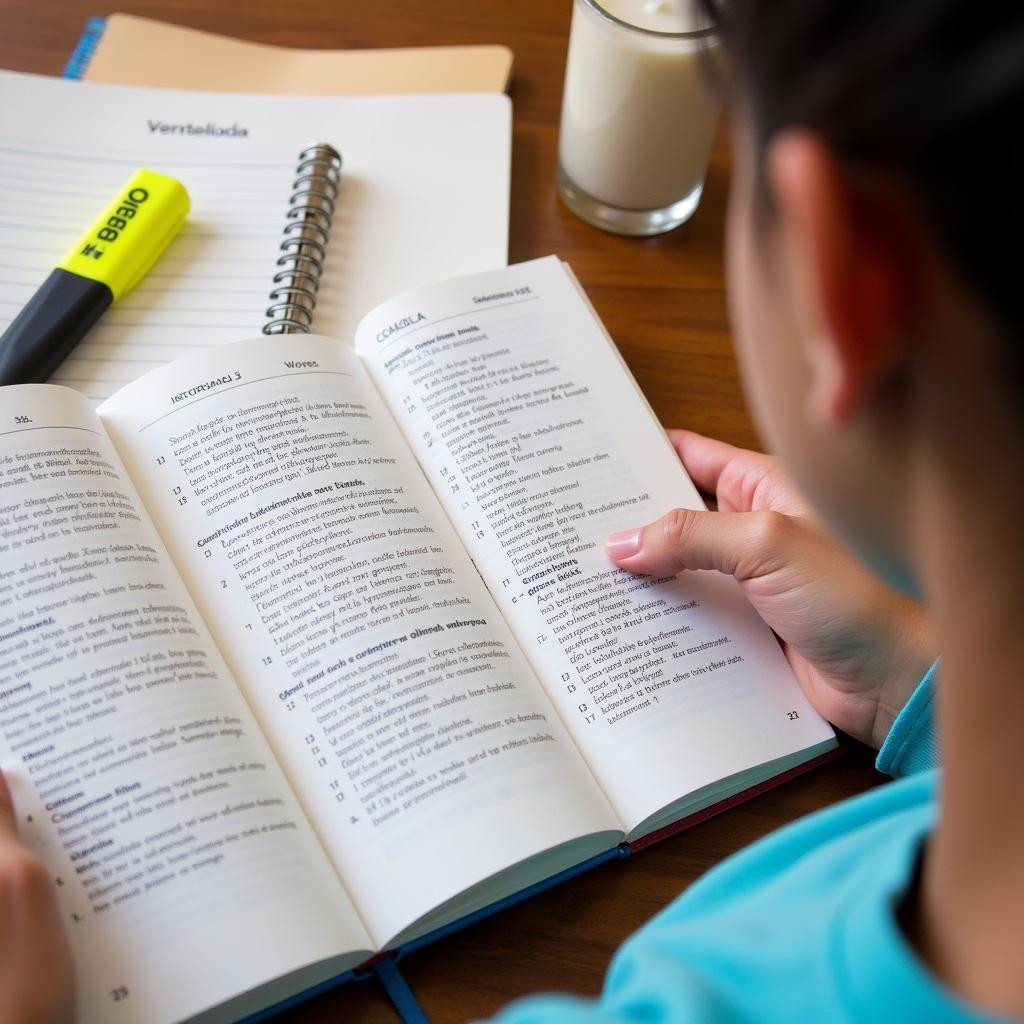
0, 69, 511, 399
0, 386, 374, 1024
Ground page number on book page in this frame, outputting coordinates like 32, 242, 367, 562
110, 986, 130, 1003
787, 710, 800, 720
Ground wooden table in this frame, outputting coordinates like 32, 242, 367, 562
2, 2, 882, 1019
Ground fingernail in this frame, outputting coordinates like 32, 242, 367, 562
606, 528, 642, 560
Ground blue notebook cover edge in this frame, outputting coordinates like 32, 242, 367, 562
396, 843, 629, 959
235, 844, 627, 1021
63, 16, 107, 80
237, 966, 361, 1024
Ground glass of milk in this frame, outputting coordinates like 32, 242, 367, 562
558, 0, 722, 235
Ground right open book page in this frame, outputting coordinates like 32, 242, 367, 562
355, 255, 836, 840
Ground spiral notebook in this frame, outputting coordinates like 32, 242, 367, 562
262, 142, 343, 334
0, 70, 511, 400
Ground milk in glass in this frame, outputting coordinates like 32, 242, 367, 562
558, 0, 721, 234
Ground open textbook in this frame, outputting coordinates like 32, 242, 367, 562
0, 257, 835, 1024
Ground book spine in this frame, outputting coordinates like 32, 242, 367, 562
263, 142, 343, 334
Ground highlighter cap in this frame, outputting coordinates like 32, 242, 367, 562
57, 168, 190, 301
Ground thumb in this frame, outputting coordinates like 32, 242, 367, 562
606, 507, 794, 581
0, 767, 18, 839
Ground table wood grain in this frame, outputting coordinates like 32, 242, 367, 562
0, 2, 883, 1019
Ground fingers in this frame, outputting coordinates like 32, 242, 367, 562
0, 769, 16, 839
665, 429, 771, 496
606, 506, 792, 580
666, 428, 811, 517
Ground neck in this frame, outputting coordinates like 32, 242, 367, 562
908, 393, 1024, 1015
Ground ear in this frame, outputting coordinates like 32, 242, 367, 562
765, 130, 916, 425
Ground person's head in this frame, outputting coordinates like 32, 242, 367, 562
703, 2, 1024, 589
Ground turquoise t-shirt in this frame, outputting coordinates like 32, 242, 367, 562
495, 665, 1010, 1023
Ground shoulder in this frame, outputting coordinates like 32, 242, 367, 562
497, 773, 955, 1024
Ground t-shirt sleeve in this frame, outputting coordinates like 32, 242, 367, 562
875, 660, 940, 777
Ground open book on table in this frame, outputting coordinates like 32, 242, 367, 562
0, 256, 835, 1024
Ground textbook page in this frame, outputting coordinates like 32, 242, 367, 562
356, 256, 836, 837
0, 69, 510, 400
0, 386, 371, 1024
97, 336, 622, 948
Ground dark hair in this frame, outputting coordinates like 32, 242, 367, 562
703, 1, 1024, 351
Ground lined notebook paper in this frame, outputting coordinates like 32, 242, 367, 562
0, 70, 510, 399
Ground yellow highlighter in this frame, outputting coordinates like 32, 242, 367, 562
0, 168, 189, 386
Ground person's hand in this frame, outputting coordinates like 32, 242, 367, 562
0, 769, 74, 1024
605, 430, 936, 748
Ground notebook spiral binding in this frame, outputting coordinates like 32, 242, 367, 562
263, 143, 343, 335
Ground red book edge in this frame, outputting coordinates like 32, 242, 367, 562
627, 742, 847, 852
